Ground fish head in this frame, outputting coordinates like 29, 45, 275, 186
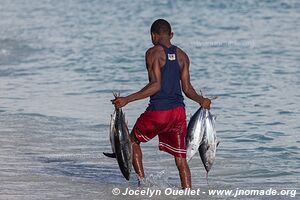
186, 144, 199, 162
204, 146, 216, 172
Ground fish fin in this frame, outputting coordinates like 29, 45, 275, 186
186, 157, 191, 163
212, 115, 217, 121
208, 96, 218, 100
103, 152, 116, 158
112, 91, 116, 98
206, 172, 209, 186
199, 140, 204, 146
217, 141, 220, 147
198, 89, 203, 96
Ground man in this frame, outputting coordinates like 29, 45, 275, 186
112, 19, 211, 189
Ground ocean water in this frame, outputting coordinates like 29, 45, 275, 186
0, 0, 299, 199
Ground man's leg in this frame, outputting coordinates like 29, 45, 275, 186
130, 133, 145, 181
175, 157, 191, 188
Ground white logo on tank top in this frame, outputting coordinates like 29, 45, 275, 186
168, 54, 176, 61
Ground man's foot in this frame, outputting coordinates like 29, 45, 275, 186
137, 175, 145, 187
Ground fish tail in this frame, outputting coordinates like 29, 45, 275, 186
112, 91, 120, 98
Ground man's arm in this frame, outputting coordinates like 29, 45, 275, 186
112, 48, 162, 109
179, 49, 211, 109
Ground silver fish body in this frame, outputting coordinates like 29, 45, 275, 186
186, 107, 206, 162
198, 109, 218, 173
105, 107, 132, 180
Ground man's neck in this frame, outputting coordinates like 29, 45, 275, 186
158, 39, 172, 48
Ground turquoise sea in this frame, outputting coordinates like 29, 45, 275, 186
0, 0, 299, 199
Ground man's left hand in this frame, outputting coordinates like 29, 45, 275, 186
111, 97, 128, 109
201, 97, 211, 110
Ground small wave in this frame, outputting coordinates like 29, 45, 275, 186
0, 39, 37, 65
247, 133, 274, 141
264, 121, 285, 126
265, 131, 285, 137
244, 169, 294, 178
138, 170, 171, 188
234, 139, 257, 143
278, 110, 294, 115
255, 146, 286, 152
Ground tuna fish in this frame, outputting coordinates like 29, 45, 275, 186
186, 107, 206, 162
103, 92, 132, 180
198, 109, 219, 181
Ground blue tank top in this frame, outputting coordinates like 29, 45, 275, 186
147, 44, 185, 111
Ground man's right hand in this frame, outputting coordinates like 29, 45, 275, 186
200, 97, 211, 109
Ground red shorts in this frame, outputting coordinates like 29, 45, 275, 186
132, 106, 187, 158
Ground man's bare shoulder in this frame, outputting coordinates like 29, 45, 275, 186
176, 47, 189, 59
176, 46, 189, 66
146, 45, 164, 58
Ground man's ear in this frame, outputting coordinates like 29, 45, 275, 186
151, 32, 155, 40
152, 32, 159, 40
170, 32, 174, 40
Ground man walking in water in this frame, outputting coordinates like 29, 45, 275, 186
112, 19, 211, 188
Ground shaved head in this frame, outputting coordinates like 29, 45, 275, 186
150, 19, 172, 36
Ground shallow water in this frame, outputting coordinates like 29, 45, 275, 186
0, 0, 299, 199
